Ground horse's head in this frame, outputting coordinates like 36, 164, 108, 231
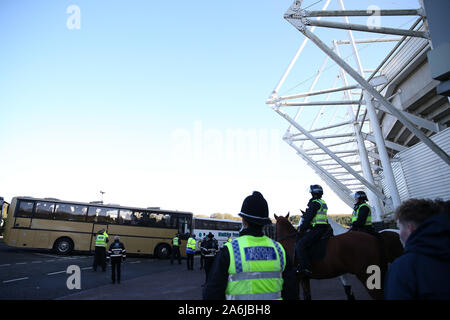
274, 213, 296, 241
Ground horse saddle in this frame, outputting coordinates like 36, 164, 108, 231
306, 226, 334, 262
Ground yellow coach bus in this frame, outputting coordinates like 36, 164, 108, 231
2, 196, 193, 258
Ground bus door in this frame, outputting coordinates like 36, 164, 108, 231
88, 206, 112, 251
88, 206, 118, 251
12, 200, 35, 247
90, 223, 109, 251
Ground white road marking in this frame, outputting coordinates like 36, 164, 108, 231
15, 262, 26, 265
3, 277, 29, 283
32, 261, 43, 264
0, 264, 11, 267
47, 270, 66, 276
81, 267, 92, 270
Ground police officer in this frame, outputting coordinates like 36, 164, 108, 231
200, 235, 207, 270
203, 191, 298, 300
186, 234, 196, 270
201, 232, 218, 286
171, 233, 182, 265
294, 185, 330, 276
107, 235, 126, 284
350, 191, 380, 241
93, 229, 109, 272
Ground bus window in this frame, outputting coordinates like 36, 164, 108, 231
106, 208, 119, 224
88, 207, 109, 223
35, 202, 55, 219
16, 201, 34, 218
131, 211, 144, 226
55, 204, 88, 222
178, 216, 192, 236
149, 213, 168, 227
169, 215, 178, 228
118, 209, 132, 225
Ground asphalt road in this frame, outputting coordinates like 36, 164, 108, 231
0, 238, 371, 300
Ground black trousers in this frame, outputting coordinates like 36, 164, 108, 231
93, 247, 106, 271
295, 226, 329, 270
171, 246, 181, 264
111, 259, 122, 283
200, 254, 205, 269
204, 257, 215, 283
186, 253, 194, 270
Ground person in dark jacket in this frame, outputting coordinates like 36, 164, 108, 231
385, 198, 450, 300
199, 236, 207, 270
107, 236, 126, 284
294, 185, 330, 276
201, 232, 218, 286
203, 191, 298, 300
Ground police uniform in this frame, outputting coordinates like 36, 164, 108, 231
171, 234, 182, 265
203, 191, 298, 300
351, 197, 380, 239
295, 187, 330, 274
107, 237, 126, 284
201, 233, 218, 285
186, 235, 196, 270
93, 230, 109, 271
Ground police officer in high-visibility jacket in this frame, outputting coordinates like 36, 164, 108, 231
350, 191, 378, 237
294, 185, 330, 276
171, 233, 182, 265
186, 234, 196, 270
93, 229, 109, 272
203, 191, 298, 300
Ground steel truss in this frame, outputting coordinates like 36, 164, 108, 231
267, 0, 450, 220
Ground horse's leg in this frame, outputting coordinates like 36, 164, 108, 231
339, 274, 355, 300
355, 272, 384, 300
300, 277, 312, 300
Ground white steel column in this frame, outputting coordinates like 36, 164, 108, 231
332, 38, 385, 220
364, 92, 402, 208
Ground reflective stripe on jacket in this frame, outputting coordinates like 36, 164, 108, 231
107, 242, 126, 259
311, 199, 328, 227
225, 235, 286, 300
352, 203, 372, 226
186, 237, 196, 253
173, 237, 179, 246
95, 234, 107, 247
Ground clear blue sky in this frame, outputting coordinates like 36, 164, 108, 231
0, 0, 418, 217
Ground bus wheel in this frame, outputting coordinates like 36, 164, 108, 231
54, 237, 74, 255
155, 243, 171, 259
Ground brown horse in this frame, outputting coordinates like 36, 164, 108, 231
274, 213, 403, 300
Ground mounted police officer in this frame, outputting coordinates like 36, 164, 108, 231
186, 234, 196, 270
171, 233, 182, 265
350, 191, 376, 235
93, 229, 109, 272
295, 184, 330, 276
201, 232, 218, 286
203, 191, 298, 300
107, 235, 126, 284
